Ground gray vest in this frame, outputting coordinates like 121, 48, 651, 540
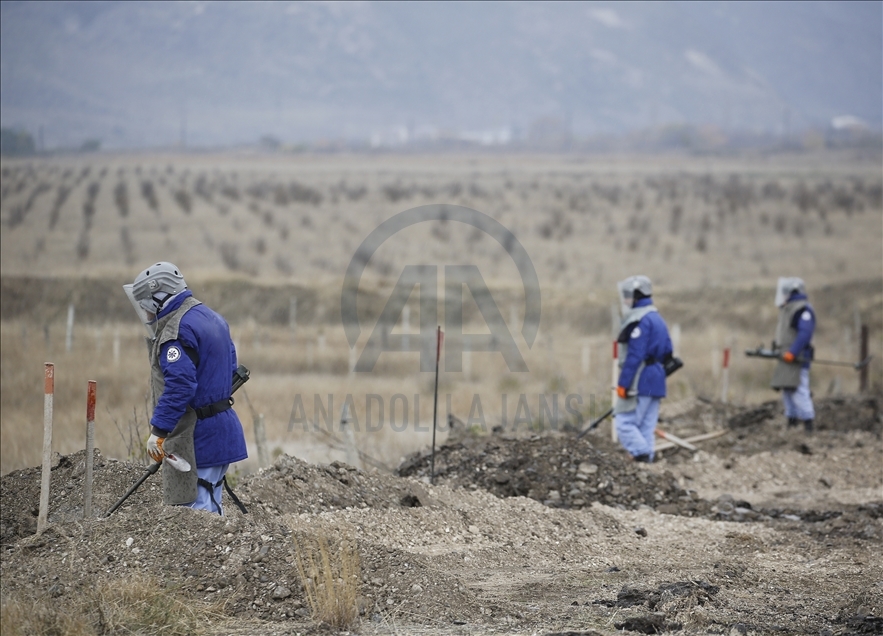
149, 296, 202, 505
614, 305, 657, 414
770, 299, 807, 390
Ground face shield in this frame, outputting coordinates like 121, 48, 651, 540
775, 277, 805, 307
123, 284, 157, 338
617, 278, 635, 317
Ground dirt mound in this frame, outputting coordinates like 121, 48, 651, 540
397, 433, 691, 511
239, 454, 434, 515
0, 449, 483, 627
395, 395, 883, 541
0, 449, 152, 545
649, 393, 882, 461
728, 394, 881, 435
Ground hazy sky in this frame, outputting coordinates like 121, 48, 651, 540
1, 1, 880, 148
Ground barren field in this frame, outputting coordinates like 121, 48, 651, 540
1, 150, 882, 634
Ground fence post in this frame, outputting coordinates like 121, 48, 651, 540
611, 341, 618, 442
254, 413, 269, 468
340, 402, 362, 470
84, 381, 96, 520
65, 304, 75, 352
860, 324, 869, 393
581, 342, 590, 377
38, 363, 54, 534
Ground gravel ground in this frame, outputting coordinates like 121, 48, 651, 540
1, 394, 881, 635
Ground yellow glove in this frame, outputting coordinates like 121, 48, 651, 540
616, 386, 628, 399
147, 434, 165, 463
782, 351, 796, 363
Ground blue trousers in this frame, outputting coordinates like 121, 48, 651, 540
615, 396, 660, 460
185, 464, 229, 515
782, 368, 814, 421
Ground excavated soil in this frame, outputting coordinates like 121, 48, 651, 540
1, 394, 881, 635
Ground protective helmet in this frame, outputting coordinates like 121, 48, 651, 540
775, 277, 806, 307
617, 275, 652, 316
130, 261, 187, 315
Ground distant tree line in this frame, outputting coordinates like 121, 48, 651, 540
0, 127, 35, 156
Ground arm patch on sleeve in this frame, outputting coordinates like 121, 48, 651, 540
166, 346, 182, 362
801, 311, 812, 321
630, 326, 642, 339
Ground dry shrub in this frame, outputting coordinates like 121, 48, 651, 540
173, 189, 192, 214
76, 230, 90, 260
92, 575, 209, 635
114, 181, 129, 217
291, 529, 361, 629
0, 595, 91, 636
140, 180, 158, 211
0, 575, 211, 636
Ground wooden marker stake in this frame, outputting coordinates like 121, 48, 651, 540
38, 363, 55, 534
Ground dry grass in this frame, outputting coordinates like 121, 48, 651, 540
291, 529, 361, 629
91, 575, 212, 635
0, 595, 92, 636
0, 320, 151, 474
1, 282, 880, 475
0, 574, 214, 636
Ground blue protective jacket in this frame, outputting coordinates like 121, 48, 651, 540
617, 297, 673, 398
150, 291, 248, 468
786, 293, 815, 369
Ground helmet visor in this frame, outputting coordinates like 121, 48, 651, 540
617, 278, 635, 317
123, 284, 156, 338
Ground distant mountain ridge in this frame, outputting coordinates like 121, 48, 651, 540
1, 1, 880, 149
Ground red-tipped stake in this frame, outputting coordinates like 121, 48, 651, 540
84, 381, 96, 520
38, 363, 54, 534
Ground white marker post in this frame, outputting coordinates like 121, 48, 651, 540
340, 402, 362, 470
720, 348, 731, 403
402, 305, 410, 351
582, 342, 591, 377
254, 413, 269, 468
65, 304, 75, 352
349, 346, 357, 377
611, 341, 619, 442
671, 323, 681, 358
38, 363, 54, 534
84, 380, 96, 520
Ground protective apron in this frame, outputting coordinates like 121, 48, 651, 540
770, 298, 807, 391
613, 304, 658, 415
149, 296, 202, 505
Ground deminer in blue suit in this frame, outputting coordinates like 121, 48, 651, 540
614, 276, 673, 463
124, 262, 248, 515
771, 277, 816, 433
